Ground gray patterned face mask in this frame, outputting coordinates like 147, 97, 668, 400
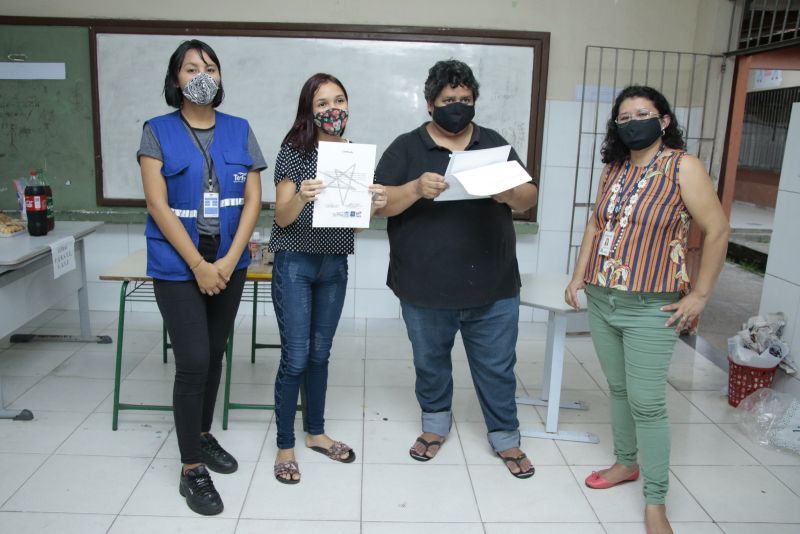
182, 72, 218, 105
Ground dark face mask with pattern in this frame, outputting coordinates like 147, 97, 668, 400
314, 108, 349, 136
617, 117, 663, 151
431, 102, 475, 134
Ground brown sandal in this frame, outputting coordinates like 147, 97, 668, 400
274, 460, 301, 484
308, 441, 356, 463
409, 436, 445, 462
497, 452, 535, 479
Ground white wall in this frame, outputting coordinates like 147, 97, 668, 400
760, 103, 800, 396
1, 0, 735, 100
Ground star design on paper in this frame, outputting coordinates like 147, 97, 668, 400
319, 163, 368, 205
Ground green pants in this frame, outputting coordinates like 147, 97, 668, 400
585, 284, 680, 505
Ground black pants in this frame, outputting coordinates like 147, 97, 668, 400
153, 235, 246, 464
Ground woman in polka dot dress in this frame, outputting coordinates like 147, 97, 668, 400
268, 73, 387, 484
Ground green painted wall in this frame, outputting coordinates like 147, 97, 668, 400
0, 25, 146, 221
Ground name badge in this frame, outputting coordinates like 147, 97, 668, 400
203, 192, 220, 218
598, 230, 614, 256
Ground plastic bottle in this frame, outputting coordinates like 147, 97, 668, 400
37, 167, 54, 231
24, 183, 48, 236
248, 231, 262, 263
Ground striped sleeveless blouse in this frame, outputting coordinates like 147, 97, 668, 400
583, 150, 691, 293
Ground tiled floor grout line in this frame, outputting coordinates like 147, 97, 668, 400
5, 313, 800, 531
0, 399, 97, 513
359, 326, 367, 533
234, 410, 272, 525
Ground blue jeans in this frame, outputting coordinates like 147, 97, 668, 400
400, 295, 521, 452
272, 251, 348, 449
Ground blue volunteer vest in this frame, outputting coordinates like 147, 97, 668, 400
144, 110, 253, 280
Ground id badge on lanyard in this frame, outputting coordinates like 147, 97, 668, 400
598, 230, 615, 256
203, 192, 220, 218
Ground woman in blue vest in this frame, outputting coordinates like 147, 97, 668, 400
138, 40, 265, 516
268, 73, 387, 484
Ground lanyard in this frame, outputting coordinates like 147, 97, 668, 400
180, 113, 214, 190
604, 145, 664, 230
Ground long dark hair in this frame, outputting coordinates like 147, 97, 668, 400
163, 40, 224, 108
600, 85, 685, 163
282, 73, 348, 154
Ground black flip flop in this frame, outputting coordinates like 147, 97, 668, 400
409, 436, 444, 462
497, 452, 535, 479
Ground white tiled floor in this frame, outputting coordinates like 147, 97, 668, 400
1, 311, 799, 533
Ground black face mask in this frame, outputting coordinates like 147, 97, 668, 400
431, 102, 475, 133
617, 117, 662, 151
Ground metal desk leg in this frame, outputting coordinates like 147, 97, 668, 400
112, 281, 129, 431
77, 239, 92, 340
162, 324, 169, 364
251, 282, 258, 364
223, 332, 234, 430
517, 310, 598, 444
0, 377, 34, 420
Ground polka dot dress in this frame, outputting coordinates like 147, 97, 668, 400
268, 144, 355, 255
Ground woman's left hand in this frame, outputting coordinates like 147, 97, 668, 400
369, 184, 388, 213
661, 292, 708, 333
213, 255, 236, 285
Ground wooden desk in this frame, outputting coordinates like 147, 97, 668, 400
1, 221, 107, 421
100, 250, 295, 430
517, 273, 599, 444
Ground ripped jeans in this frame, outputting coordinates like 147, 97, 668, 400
272, 251, 348, 450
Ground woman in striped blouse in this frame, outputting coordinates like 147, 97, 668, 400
565, 85, 729, 534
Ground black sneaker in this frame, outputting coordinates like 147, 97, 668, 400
179, 465, 224, 516
199, 433, 239, 474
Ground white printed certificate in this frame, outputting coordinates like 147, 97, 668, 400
312, 141, 377, 228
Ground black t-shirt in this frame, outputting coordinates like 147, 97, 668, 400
375, 123, 537, 309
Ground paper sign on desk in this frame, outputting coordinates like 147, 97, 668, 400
49, 236, 75, 279
313, 141, 377, 228
434, 145, 512, 201
452, 160, 531, 197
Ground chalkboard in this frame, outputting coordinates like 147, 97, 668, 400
0, 25, 96, 214
91, 25, 548, 210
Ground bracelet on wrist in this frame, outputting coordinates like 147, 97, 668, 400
190, 258, 204, 271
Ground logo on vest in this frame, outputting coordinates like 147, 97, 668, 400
233, 172, 247, 183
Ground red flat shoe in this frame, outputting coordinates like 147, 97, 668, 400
585, 468, 639, 489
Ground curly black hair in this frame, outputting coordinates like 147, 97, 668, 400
163, 40, 225, 108
423, 59, 480, 103
600, 85, 685, 163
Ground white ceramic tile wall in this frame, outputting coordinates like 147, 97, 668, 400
354, 289, 400, 319
536, 230, 570, 274
759, 276, 800, 358
779, 103, 800, 195
354, 231, 390, 289
537, 166, 576, 232
766, 190, 800, 286
544, 101, 581, 168
761, 104, 800, 368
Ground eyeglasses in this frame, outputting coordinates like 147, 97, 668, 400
615, 109, 660, 125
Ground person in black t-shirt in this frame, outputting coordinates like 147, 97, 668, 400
374, 60, 538, 478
